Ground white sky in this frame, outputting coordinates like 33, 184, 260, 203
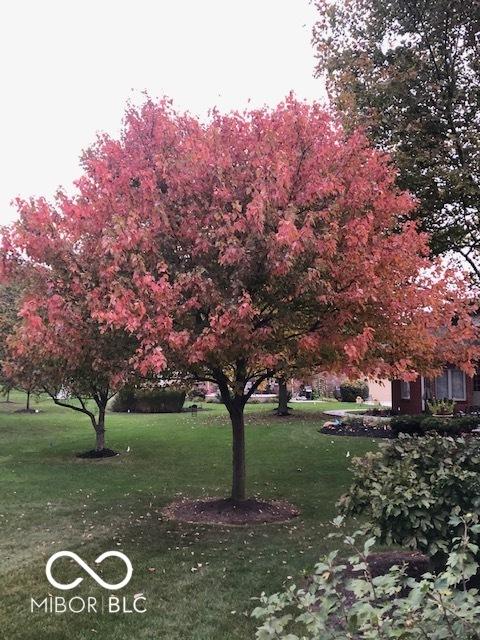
0, 0, 324, 225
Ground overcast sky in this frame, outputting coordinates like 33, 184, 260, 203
0, 0, 324, 225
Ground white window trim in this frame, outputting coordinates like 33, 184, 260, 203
400, 380, 411, 400
435, 369, 466, 401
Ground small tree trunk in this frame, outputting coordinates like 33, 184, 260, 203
6, 390, 10, 402
229, 404, 246, 503
94, 405, 106, 451
276, 378, 290, 416
26, 388, 31, 411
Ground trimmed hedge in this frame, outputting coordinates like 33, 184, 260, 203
390, 414, 425, 436
338, 380, 369, 403
391, 413, 480, 437
111, 387, 186, 413
422, 415, 480, 436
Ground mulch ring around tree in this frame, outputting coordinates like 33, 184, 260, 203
14, 408, 41, 414
76, 448, 119, 459
162, 497, 300, 526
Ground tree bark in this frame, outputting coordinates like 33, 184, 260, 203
26, 388, 31, 411
229, 404, 246, 502
276, 378, 290, 416
93, 405, 106, 451
214, 372, 248, 503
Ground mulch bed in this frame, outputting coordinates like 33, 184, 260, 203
319, 423, 393, 438
76, 448, 119, 459
308, 551, 430, 614
162, 497, 300, 526
14, 408, 40, 414
347, 551, 431, 580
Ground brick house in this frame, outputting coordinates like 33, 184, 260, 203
391, 366, 480, 414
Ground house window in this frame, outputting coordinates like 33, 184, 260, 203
400, 380, 410, 400
435, 371, 449, 399
474, 373, 480, 392
434, 368, 466, 401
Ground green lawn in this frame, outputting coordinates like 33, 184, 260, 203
0, 392, 376, 640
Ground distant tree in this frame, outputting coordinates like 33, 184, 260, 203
0, 282, 28, 404
4, 300, 135, 451
275, 378, 291, 417
0, 284, 19, 400
44, 96, 476, 503
313, 0, 480, 279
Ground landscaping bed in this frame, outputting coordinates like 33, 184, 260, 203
320, 412, 480, 439
320, 415, 393, 438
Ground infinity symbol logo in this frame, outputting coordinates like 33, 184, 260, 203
46, 551, 133, 591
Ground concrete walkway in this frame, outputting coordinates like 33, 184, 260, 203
323, 408, 365, 417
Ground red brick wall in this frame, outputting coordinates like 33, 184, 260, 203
392, 373, 474, 415
391, 378, 423, 414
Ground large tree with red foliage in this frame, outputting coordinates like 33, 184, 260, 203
3, 96, 477, 499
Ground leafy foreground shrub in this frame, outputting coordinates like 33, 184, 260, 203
339, 434, 480, 561
253, 515, 480, 640
339, 380, 369, 403
111, 387, 186, 413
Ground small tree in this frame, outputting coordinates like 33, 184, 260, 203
0, 282, 25, 403
3, 292, 136, 453
1, 212, 137, 454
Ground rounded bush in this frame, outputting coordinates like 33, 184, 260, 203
111, 387, 186, 413
339, 433, 480, 562
339, 380, 369, 403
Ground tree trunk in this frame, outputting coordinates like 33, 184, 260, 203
276, 378, 290, 416
229, 405, 246, 503
26, 388, 31, 411
92, 405, 106, 451
6, 390, 10, 403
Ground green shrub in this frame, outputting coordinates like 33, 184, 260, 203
252, 515, 480, 640
111, 387, 186, 413
391, 414, 480, 437
390, 414, 425, 436
338, 434, 480, 561
339, 380, 369, 403
421, 415, 480, 435
110, 387, 136, 412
